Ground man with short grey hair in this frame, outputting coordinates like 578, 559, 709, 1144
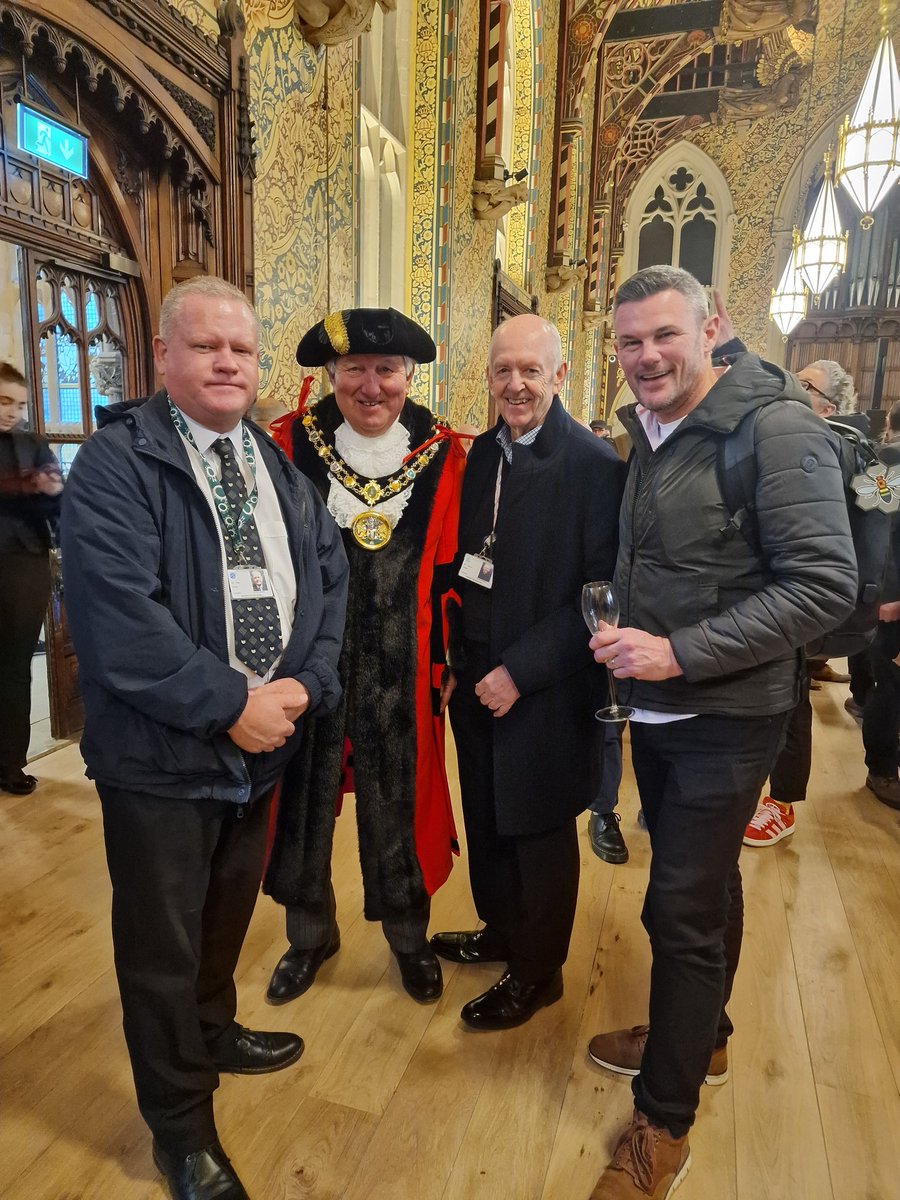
432, 313, 626, 1031
584, 265, 857, 1199
62, 277, 349, 1200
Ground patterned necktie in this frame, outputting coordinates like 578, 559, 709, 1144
212, 437, 283, 676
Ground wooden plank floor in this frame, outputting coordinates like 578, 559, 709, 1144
2, 678, 899, 1199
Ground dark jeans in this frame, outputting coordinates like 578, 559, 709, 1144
450, 656, 580, 983
629, 711, 789, 1138
0, 550, 50, 776
863, 622, 900, 777
849, 649, 873, 706
769, 664, 812, 804
589, 722, 623, 816
99, 785, 273, 1154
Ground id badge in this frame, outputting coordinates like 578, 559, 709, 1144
228, 567, 274, 599
459, 552, 493, 589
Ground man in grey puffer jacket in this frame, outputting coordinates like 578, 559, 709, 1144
583, 266, 857, 1200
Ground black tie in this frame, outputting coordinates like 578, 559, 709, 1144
213, 437, 283, 676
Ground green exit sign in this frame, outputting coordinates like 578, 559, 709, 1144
17, 103, 88, 178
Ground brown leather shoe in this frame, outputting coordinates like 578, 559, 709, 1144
589, 1110, 690, 1199
810, 662, 850, 683
587, 1024, 728, 1085
866, 773, 900, 810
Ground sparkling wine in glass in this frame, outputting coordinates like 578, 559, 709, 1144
581, 581, 634, 723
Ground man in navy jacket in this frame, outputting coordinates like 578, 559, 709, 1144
61, 277, 348, 1200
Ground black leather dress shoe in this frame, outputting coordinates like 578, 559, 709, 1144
394, 948, 443, 1003
461, 970, 563, 1031
266, 933, 340, 1004
430, 928, 509, 964
588, 811, 629, 864
152, 1140, 250, 1200
0, 770, 37, 795
210, 1026, 304, 1075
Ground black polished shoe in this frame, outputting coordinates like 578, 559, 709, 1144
461, 970, 563, 1031
210, 1025, 304, 1075
394, 948, 443, 1003
0, 770, 37, 795
265, 933, 340, 1004
430, 928, 509, 965
152, 1140, 250, 1200
588, 811, 629, 864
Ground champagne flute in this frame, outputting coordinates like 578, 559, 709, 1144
581, 581, 634, 723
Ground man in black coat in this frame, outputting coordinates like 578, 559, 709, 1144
0, 362, 62, 794
431, 313, 626, 1031
62, 277, 349, 1200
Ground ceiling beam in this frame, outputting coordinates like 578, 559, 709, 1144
605, 1, 722, 43
642, 89, 721, 119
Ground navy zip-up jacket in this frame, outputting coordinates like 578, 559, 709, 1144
61, 391, 349, 804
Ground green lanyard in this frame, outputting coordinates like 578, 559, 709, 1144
169, 399, 260, 565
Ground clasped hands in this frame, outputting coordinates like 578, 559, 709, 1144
227, 678, 310, 753
438, 665, 520, 718
590, 624, 682, 681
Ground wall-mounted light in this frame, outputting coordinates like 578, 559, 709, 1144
503, 166, 529, 183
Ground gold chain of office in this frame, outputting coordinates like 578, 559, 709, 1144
301, 408, 443, 550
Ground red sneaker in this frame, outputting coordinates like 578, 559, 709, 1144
743, 797, 795, 847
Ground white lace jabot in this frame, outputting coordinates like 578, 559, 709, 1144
327, 420, 413, 530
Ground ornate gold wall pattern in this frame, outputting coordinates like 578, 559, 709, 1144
504, 0, 537, 292
408, 0, 444, 411
168, 1, 355, 414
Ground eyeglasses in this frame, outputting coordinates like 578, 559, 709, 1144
799, 378, 833, 404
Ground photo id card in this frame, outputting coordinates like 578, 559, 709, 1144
228, 567, 274, 599
459, 553, 494, 589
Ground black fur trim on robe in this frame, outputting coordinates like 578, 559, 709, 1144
264, 395, 448, 921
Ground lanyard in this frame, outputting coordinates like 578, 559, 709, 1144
479, 457, 504, 561
169, 400, 260, 565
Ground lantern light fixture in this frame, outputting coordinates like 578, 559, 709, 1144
836, 28, 900, 228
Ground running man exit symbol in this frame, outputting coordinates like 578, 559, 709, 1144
16, 103, 89, 178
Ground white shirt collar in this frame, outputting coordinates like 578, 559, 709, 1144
176, 407, 244, 458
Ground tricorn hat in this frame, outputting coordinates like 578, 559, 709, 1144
296, 307, 436, 367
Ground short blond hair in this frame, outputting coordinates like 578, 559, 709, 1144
159, 277, 258, 342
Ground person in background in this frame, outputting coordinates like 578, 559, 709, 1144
0, 362, 62, 796
862, 398, 900, 809
62, 277, 349, 1200
590, 419, 613, 440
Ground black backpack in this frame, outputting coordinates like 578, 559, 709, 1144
718, 406, 896, 658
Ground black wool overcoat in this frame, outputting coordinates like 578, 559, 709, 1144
452, 396, 626, 837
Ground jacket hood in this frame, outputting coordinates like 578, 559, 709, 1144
96, 397, 152, 428
620, 353, 810, 442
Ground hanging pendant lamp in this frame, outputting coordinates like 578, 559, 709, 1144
836, 31, 900, 228
769, 235, 808, 338
795, 154, 848, 297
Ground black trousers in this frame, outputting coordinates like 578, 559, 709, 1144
863, 622, 900, 776
0, 550, 50, 777
629, 712, 788, 1138
768, 664, 813, 804
99, 785, 273, 1154
285, 879, 430, 954
449, 654, 580, 983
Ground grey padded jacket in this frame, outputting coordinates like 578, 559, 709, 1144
615, 353, 858, 717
